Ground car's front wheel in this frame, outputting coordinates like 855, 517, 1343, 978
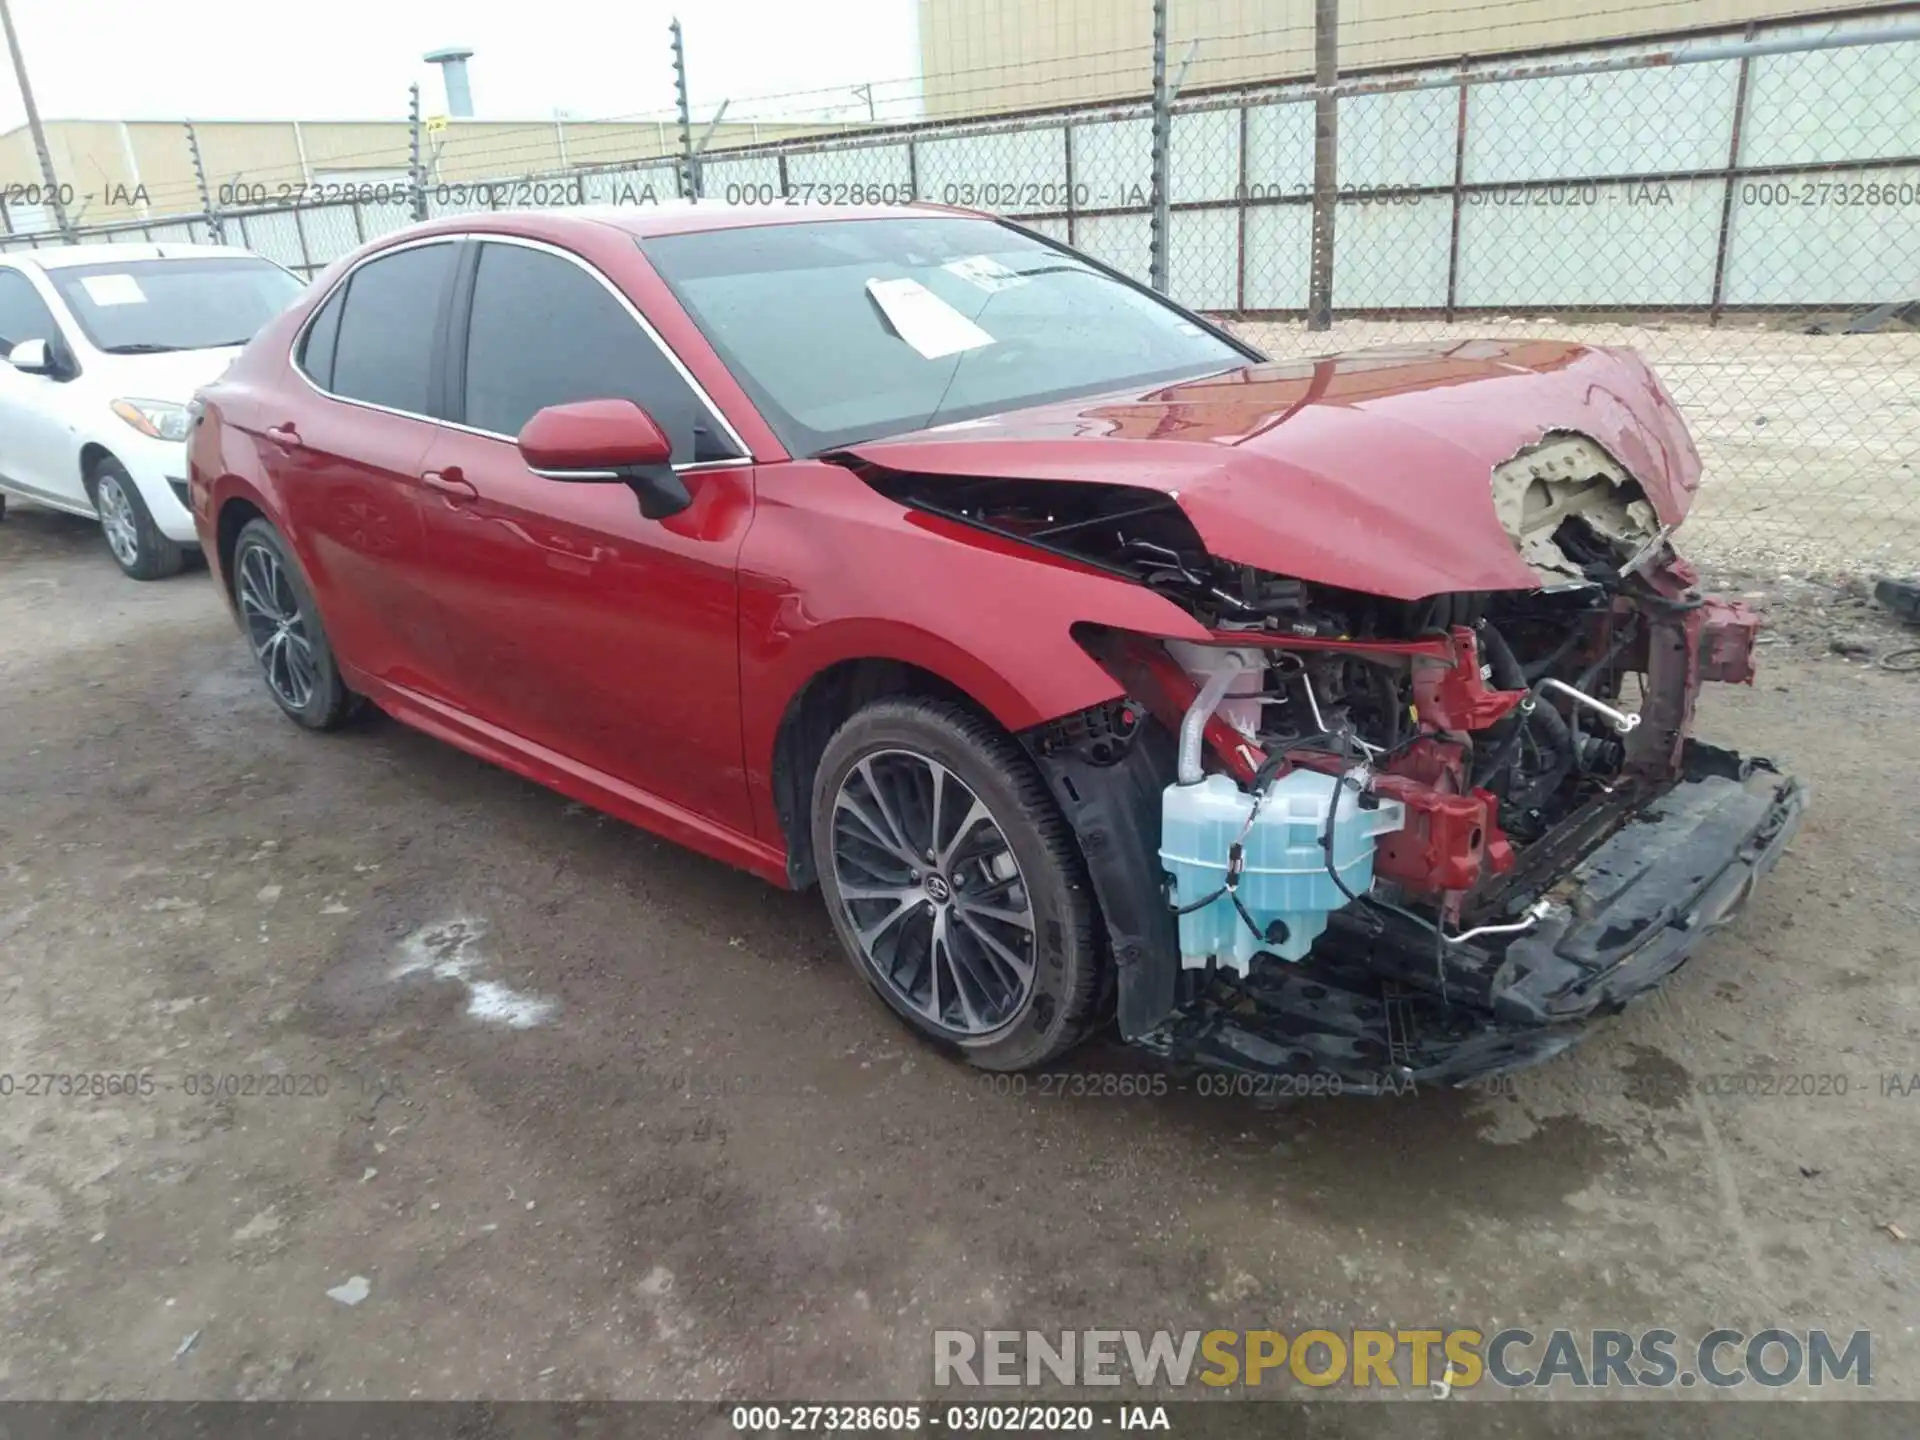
90, 457, 184, 580
811, 697, 1104, 1071
232, 518, 358, 730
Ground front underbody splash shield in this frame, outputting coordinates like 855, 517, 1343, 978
1138, 765, 1806, 1091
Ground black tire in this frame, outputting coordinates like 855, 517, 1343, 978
811, 697, 1103, 1071
231, 518, 358, 730
88, 456, 184, 580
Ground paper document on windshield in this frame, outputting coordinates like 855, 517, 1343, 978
865, 277, 995, 360
942, 255, 1028, 293
80, 274, 147, 306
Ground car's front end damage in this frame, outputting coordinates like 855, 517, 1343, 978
842, 339, 1805, 1089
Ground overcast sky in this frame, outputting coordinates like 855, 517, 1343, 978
1, 0, 923, 131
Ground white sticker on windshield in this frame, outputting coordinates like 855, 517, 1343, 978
79, 274, 147, 306
865, 277, 995, 360
941, 255, 1027, 293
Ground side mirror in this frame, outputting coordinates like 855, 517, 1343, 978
517, 398, 691, 519
7, 338, 54, 376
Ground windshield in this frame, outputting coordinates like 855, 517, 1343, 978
640, 217, 1248, 454
49, 257, 305, 354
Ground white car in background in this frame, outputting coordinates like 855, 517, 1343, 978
0, 243, 304, 578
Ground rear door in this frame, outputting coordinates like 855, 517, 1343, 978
411, 236, 758, 833
0, 265, 87, 505
273, 239, 461, 696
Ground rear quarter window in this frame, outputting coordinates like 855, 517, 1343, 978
297, 286, 345, 391
325, 243, 455, 416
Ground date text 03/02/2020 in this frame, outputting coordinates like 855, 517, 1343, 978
730, 1405, 1170, 1432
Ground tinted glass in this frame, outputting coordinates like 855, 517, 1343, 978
463, 241, 725, 461
330, 244, 454, 416
298, 286, 345, 390
47, 257, 304, 353
0, 268, 60, 356
640, 217, 1246, 454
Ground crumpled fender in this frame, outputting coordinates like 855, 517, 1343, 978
736, 460, 1212, 843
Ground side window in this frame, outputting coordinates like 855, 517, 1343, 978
0, 269, 59, 357
297, 284, 346, 391
462, 241, 726, 462
328, 243, 454, 416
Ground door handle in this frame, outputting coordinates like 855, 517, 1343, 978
264, 422, 300, 448
420, 466, 478, 501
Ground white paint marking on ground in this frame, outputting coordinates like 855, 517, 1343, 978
391, 918, 556, 1029
465, 979, 556, 1029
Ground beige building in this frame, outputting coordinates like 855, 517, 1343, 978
915, 0, 1904, 117
0, 115, 848, 231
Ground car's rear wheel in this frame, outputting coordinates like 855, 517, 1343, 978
232, 518, 358, 730
811, 697, 1103, 1071
90, 457, 184, 580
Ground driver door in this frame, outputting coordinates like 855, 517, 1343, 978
409, 237, 758, 835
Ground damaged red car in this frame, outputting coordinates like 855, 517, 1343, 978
186, 205, 1805, 1087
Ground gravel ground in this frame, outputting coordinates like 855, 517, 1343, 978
1, 502, 1918, 1416
1231, 317, 1920, 576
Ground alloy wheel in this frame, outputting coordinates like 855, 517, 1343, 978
829, 748, 1038, 1037
96, 473, 140, 568
236, 542, 318, 711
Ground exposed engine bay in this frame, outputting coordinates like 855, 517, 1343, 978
860, 433, 1806, 1089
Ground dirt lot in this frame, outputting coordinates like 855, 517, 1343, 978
2, 500, 1918, 1416
1234, 318, 1920, 576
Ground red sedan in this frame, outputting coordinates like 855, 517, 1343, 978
187, 204, 1803, 1087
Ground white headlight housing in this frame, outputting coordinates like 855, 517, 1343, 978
111, 398, 191, 442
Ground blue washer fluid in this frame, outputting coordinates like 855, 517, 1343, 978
1160, 770, 1407, 973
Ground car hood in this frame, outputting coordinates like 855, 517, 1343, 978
83, 345, 245, 406
843, 339, 1702, 600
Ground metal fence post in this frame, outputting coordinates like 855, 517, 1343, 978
1443, 78, 1468, 321
1234, 102, 1249, 314
0, 0, 71, 239
186, 122, 225, 243
671, 18, 697, 199
1062, 123, 1076, 244
292, 206, 313, 277
1148, 0, 1172, 294
1708, 35, 1756, 326
1306, 0, 1339, 329
408, 84, 428, 222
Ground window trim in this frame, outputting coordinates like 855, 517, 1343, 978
289, 230, 750, 468
289, 234, 459, 423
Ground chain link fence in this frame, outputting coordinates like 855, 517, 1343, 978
4, 9, 1915, 572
